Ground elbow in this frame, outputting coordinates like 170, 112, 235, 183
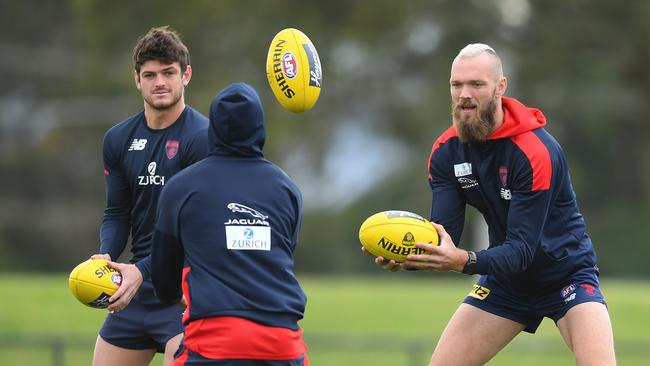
511, 245, 534, 274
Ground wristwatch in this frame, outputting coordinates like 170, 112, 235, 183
462, 250, 477, 274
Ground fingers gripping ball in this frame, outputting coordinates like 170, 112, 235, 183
68, 259, 122, 309
266, 28, 322, 113
359, 211, 439, 262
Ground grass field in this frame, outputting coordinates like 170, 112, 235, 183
0, 274, 649, 365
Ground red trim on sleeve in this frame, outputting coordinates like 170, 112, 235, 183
181, 266, 191, 324
428, 127, 458, 180
183, 316, 307, 361
510, 131, 552, 190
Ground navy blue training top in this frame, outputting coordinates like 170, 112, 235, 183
428, 97, 598, 291
150, 83, 306, 330
100, 106, 208, 302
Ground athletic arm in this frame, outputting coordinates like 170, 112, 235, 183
150, 184, 186, 304
474, 141, 555, 275
99, 133, 131, 260
380, 145, 469, 272
473, 187, 552, 274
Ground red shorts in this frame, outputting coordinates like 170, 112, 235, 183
173, 316, 308, 365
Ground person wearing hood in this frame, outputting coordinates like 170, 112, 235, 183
369, 44, 616, 365
150, 82, 308, 366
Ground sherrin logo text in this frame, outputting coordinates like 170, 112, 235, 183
271, 39, 295, 98
376, 237, 427, 256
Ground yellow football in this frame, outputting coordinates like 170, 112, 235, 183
68, 259, 122, 309
359, 211, 439, 262
265, 28, 322, 113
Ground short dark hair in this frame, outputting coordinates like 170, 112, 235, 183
133, 26, 190, 74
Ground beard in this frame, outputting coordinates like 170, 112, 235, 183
451, 94, 498, 143
143, 86, 183, 111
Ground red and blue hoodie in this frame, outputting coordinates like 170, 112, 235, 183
428, 97, 598, 290
151, 83, 307, 361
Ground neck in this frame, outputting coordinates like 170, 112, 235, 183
144, 99, 186, 130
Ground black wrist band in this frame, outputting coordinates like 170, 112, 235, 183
462, 250, 477, 274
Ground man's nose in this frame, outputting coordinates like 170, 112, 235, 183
154, 74, 166, 86
459, 85, 473, 99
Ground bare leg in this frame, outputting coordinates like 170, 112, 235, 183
557, 302, 616, 366
429, 303, 525, 366
93, 335, 156, 366
163, 333, 183, 366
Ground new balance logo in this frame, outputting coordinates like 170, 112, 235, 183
128, 139, 147, 151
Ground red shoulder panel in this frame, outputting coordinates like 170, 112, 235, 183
510, 131, 552, 191
427, 127, 457, 181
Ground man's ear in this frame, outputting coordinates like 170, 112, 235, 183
134, 70, 141, 90
496, 76, 507, 98
182, 65, 192, 87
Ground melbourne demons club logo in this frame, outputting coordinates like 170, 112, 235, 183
499, 167, 508, 187
165, 140, 179, 159
281, 52, 298, 79
499, 166, 512, 200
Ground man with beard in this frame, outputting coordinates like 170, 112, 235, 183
90, 26, 208, 366
370, 44, 616, 365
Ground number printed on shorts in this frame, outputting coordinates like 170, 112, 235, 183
468, 284, 491, 300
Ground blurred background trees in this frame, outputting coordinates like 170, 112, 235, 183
1, 0, 648, 276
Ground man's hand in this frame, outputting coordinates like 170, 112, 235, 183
90, 253, 111, 261
402, 222, 468, 272
105, 262, 143, 313
361, 247, 403, 272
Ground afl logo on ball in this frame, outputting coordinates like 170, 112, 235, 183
282, 52, 298, 79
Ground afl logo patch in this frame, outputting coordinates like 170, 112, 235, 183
281, 52, 298, 79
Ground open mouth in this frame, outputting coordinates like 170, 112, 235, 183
458, 104, 477, 112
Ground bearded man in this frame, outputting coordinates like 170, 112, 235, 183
370, 44, 616, 366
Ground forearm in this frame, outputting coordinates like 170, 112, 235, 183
473, 241, 533, 275
99, 219, 130, 260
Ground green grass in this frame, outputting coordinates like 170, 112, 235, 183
0, 274, 649, 365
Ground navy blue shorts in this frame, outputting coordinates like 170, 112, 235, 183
99, 293, 184, 352
463, 267, 606, 333
173, 347, 308, 366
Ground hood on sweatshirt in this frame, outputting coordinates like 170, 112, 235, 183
487, 97, 547, 139
209, 82, 265, 157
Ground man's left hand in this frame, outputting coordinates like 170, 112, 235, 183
105, 262, 143, 313
402, 222, 468, 272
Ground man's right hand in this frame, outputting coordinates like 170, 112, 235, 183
90, 253, 111, 261
361, 247, 403, 272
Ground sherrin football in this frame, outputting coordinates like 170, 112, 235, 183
68, 259, 122, 309
266, 28, 322, 113
359, 211, 439, 262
